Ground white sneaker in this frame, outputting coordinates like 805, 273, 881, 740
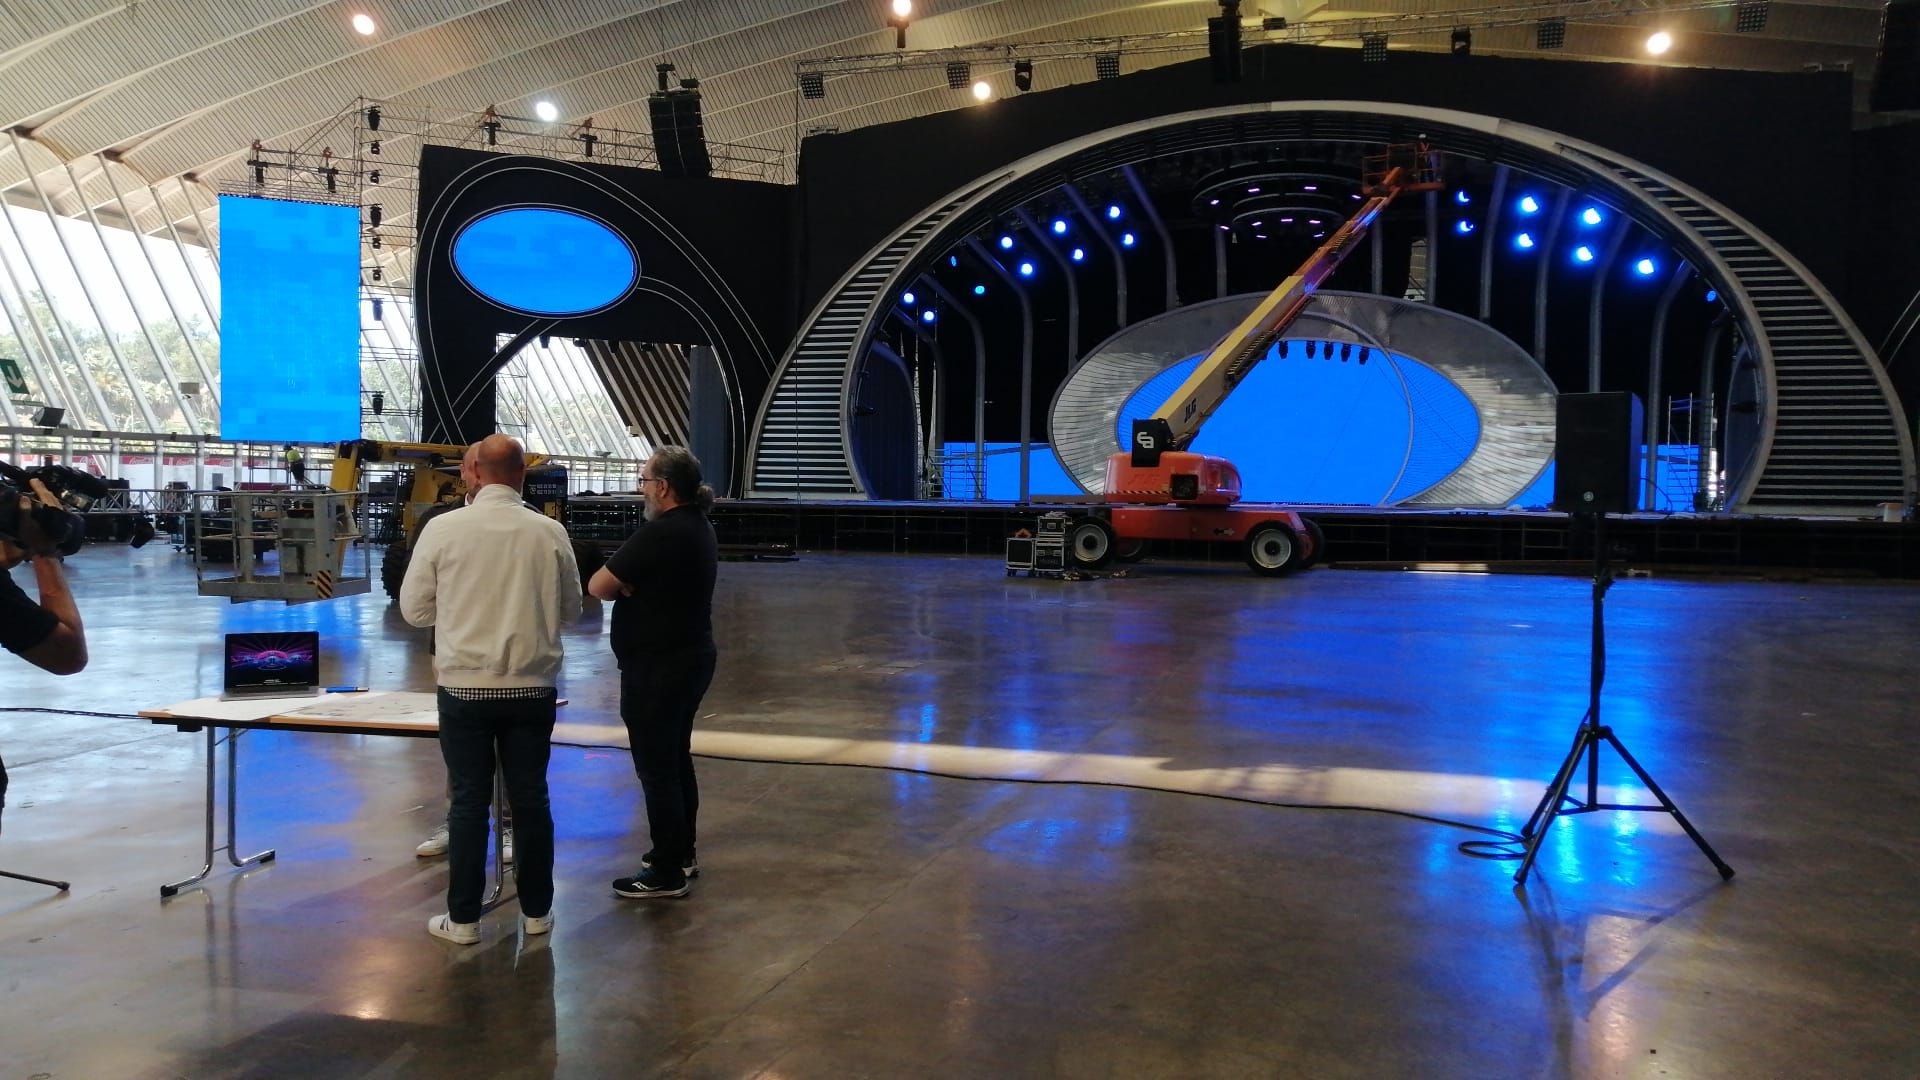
427, 913, 480, 945
500, 826, 514, 866
416, 824, 450, 858
521, 910, 553, 936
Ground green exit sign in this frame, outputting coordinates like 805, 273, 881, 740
0, 357, 25, 397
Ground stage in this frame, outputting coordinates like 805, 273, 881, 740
698, 500, 1920, 579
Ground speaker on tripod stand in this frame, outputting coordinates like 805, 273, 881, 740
1510, 393, 1735, 885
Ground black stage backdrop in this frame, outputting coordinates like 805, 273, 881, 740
412, 145, 796, 480
797, 44, 1852, 317
1850, 122, 1920, 428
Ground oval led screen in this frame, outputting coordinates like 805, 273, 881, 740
451, 208, 637, 316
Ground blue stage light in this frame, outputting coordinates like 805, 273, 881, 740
1071, 247, 1085, 261
1121, 232, 1136, 247
922, 309, 937, 323
973, 284, 987, 296
1455, 220, 1475, 235
1580, 206, 1603, 226
998, 235, 1014, 250
1635, 257, 1657, 276
1574, 245, 1596, 263
1518, 195, 1541, 215
1705, 289, 1718, 302
1514, 232, 1536, 250
1107, 204, 1123, 219
1454, 190, 1470, 205
1051, 219, 1068, 234
949, 255, 959, 267
901, 291, 916, 305
1018, 261, 1035, 276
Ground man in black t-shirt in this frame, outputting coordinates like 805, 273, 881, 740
587, 446, 718, 899
1, 480, 90, 832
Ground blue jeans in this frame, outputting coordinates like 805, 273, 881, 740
437, 689, 556, 923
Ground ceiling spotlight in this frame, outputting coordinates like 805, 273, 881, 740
1018, 261, 1035, 277
971, 79, 992, 102
946, 61, 971, 89
888, 0, 912, 48
1014, 60, 1034, 92
999, 235, 1014, 250
1515, 232, 1537, 250
1574, 245, 1596, 263
1071, 247, 1085, 261
1580, 206, 1604, 226
1646, 31, 1673, 55
799, 71, 825, 99
1107, 204, 1123, 219
1361, 33, 1389, 62
1121, 232, 1136, 247
1052, 219, 1068, 234
1518, 195, 1541, 214
350, 12, 376, 35
1095, 53, 1122, 80
1705, 289, 1719, 302
1735, 0, 1769, 33
1635, 258, 1658, 276
922, 308, 937, 323
1536, 16, 1566, 50
534, 100, 559, 122
1454, 191, 1470, 205
1455, 220, 1475, 235
973, 284, 987, 295
901, 291, 916, 305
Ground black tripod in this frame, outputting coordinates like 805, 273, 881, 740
1, 867, 69, 891
1513, 512, 1735, 885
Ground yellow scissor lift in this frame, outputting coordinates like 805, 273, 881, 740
193, 489, 370, 604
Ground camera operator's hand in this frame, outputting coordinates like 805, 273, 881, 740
14, 479, 66, 559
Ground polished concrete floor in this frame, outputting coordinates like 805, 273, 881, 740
2, 543, 1918, 1078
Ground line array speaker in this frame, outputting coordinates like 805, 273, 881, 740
649, 88, 711, 178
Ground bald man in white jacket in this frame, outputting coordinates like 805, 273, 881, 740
402, 434, 581, 944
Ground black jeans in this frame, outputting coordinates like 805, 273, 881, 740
437, 689, 556, 923
620, 648, 716, 875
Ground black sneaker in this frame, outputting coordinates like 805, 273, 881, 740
612, 866, 690, 899
640, 849, 700, 878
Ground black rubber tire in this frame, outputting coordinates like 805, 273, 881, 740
1300, 519, 1327, 569
1115, 537, 1151, 563
381, 543, 410, 600
1243, 522, 1301, 577
1067, 518, 1117, 569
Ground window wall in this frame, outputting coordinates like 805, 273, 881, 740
2, 149, 644, 487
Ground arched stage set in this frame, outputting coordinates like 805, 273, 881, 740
413, 43, 1919, 575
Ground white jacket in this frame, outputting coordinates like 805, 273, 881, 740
399, 484, 583, 688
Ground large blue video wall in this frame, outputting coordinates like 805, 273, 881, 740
218, 196, 361, 442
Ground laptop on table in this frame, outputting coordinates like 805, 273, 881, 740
221, 631, 321, 701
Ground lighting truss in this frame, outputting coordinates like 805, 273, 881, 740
795, 1, 1760, 79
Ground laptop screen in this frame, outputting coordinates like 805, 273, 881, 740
224, 632, 320, 694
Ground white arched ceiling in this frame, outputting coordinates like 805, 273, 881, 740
0, 0, 1891, 249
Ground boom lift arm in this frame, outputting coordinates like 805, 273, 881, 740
1121, 146, 1442, 476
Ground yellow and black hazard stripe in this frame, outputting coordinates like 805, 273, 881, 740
314, 570, 334, 599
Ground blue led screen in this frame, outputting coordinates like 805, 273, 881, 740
1115, 343, 1482, 505
218, 196, 362, 442
451, 208, 637, 315
941, 443, 1078, 501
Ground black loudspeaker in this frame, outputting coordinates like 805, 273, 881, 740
648, 89, 711, 178
1553, 392, 1643, 514
1872, 0, 1920, 112
1208, 6, 1242, 83
31, 406, 64, 427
